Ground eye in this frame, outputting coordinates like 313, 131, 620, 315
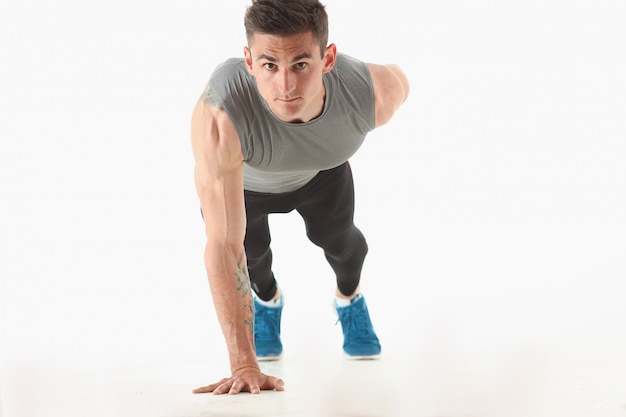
294, 62, 308, 70
263, 63, 276, 71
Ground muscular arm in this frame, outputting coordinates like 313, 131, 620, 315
190, 93, 283, 394
367, 63, 410, 128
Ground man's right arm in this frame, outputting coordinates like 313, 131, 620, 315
190, 95, 284, 394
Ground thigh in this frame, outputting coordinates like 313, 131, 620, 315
296, 163, 356, 238
243, 189, 298, 250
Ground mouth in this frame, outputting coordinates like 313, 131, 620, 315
276, 97, 299, 103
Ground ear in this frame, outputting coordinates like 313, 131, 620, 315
244, 46, 254, 74
322, 43, 337, 74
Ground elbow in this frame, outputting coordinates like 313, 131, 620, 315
204, 238, 246, 264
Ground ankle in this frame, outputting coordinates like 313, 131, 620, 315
255, 288, 282, 307
335, 292, 361, 308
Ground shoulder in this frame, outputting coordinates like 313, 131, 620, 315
210, 58, 247, 80
331, 53, 372, 83
324, 53, 376, 130
191, 99, 242, 173
204, 58, 260, 134
206, 58, 254, 106
366, 63, 410, 128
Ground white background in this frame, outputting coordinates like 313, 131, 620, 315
2, 0, 626, 416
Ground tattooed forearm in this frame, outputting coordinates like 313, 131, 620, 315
201, 84, 221, 108
235, 263, 254, 334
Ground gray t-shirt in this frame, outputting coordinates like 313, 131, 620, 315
206, 53, 375, 193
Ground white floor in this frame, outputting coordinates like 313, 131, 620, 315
3, 282, 626, 417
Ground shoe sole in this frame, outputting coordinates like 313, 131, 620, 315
344, 352, 382, 360
256, 354, 282, 362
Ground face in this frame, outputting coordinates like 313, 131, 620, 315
244, 31, 336, 123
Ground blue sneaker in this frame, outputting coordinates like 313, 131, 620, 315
335, 294, 381, 359
253, 294, 283, 361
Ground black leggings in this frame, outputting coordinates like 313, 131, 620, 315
244, 162, 368, 301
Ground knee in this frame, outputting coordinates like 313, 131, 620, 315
308, 224, 367, 256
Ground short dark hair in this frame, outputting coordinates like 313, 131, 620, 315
244, 0, 329, 57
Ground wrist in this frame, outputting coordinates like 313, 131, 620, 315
231, 364, 261, 376
228, 347, 259, 374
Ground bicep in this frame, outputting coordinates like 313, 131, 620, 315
191, 101, 246, 248
368, 63, 410, 128
194, 164, 246, 247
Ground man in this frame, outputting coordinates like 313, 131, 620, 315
191, 0, 409, 395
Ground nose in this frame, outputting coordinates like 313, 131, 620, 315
277, 68, 295, 95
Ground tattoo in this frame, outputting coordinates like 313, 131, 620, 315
235, 263, 254, 335
201, 84, 221, 108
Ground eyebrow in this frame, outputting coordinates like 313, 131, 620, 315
256, 52, 313, 63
